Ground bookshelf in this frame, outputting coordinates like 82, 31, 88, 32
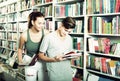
1, 0, 120, 81
0, 0, 86, 80
86, 0, 120, 80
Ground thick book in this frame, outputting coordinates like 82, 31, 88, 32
62, 51, 82, 59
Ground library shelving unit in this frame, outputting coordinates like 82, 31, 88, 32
0, 0, 34, 80
0, 0, 87, 81
86, 0, 120, 80
3, 0, 120, 81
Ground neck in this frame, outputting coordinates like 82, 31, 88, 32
56, 30, 66, 40
31, 27, 41, 33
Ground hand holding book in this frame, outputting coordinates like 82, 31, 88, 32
19, 54, 38, 66
54, 51, 82, 61
62, 51, 82, 59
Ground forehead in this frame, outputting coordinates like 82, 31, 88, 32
64, 28, 73, 31
35, 17, 45, 22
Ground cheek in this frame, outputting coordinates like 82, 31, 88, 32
64, 31, 69, 35
63, 32, 68, 36
36, 24, 42, 28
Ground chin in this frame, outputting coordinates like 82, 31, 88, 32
62, 34, 66, 37
37, 28, 41, 31
36, 29, 40, 32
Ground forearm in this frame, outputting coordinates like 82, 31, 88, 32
18, 48, 23, 63
38, 52, 56, 62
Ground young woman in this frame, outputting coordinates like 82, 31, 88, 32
18, 11, 49, 81
38, 17, 76, 81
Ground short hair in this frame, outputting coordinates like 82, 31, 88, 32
62, 17, 76, 29
28, 12, 44, 28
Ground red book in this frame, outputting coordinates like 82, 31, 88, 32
60, 5, 65, 17
115, 0, 120, 12
88, 16, 92, 33
73, 77, 81, 81
101, 57, 107, 73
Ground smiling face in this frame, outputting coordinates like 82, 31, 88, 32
58, 25, 73, 37
32, 17, 45, 32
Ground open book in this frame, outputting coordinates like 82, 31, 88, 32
62, 51, 82, 59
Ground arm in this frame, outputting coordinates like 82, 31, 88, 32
38, 52, 56, 62
18, 32, 27, 64
38, 52, 65, 62
38, 34, 65, 62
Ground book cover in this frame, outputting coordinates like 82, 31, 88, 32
20, 54, 38, 66
101, 57, 107, 73
115, 61, 120, 76
108, 60, 116, 75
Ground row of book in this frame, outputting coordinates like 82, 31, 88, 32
87, 37, 120, 56
72, 37, 84, 51
0, 40, 6, 47
0, 0, 31, 14
54, 2, 84, 17
88, 16, 120, 34
7, 13, 17, 22
36, 5, 53, 17
20, 0, 32, 10
87, 55, 120, 76
0, 6, 7, 14
0, 40, 17, 50
71, 55, 83, 68
18, 10, 31, 21
0, 32, 6, 39
7, 23, 17, 31
73, 20, 84, 34
7, 2, 17, 13
7, 32, 17, 41
87, 0, 120, 14
7, 42, 17, 50
0, 0, 53, 14
0, 15, 7, 23
0, 48, 17, 58
32, 0, 53, 6
0, 32, 17, 41
0, 11, 29, 23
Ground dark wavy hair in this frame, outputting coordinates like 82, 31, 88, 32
62, 17, 76, 29
28, 12, 44, 28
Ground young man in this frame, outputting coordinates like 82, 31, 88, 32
38, 17, 76, 81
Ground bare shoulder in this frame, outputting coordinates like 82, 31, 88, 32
20, 30, 27, 41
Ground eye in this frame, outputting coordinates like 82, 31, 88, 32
39, 22, 45, 25
64, 29, 68, 32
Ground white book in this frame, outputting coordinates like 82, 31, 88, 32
62, 51, 82, 59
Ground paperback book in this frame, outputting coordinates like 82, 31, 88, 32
20, 54, 38, 66
62, 51, 82, 59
